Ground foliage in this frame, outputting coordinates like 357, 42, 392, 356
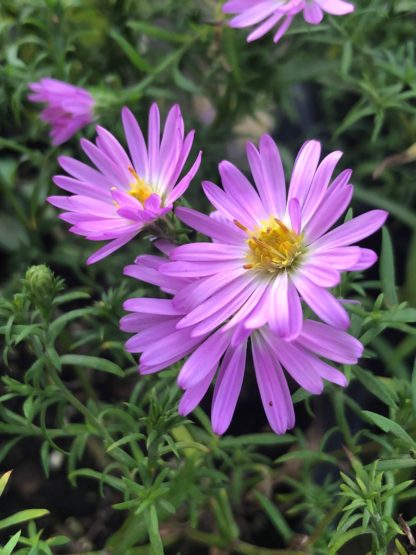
0, 0, 416, 553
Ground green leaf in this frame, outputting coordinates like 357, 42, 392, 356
0, 471, 12, 496
362, 411, 416, 449
352, 366, 398, 408
110, 29, 153, 73
329, 527, 374, 554
2, 530, 21, 555
173, 66, 199, 94
69, 469, 125, 492
106, 433, 145, 453
383, 308, 416, 323
253, 491, 292, 542
145, 505, 164, 555
379, 480, 413, 502
412, 357, 416, 416
353, 185, 416, 230
0, 509, 49, 530
275, 450, 338, 465
380, 227, 398, 307
127, 21, 188, 44
46, 535, 70, 546
374, 457, 416, 471
49, 308, 95, 340
59, 354, 124, 377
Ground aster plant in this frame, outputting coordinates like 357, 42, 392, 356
48, 103, 202, 263
222, 0, 355, 43
4, 1, 414, 553
28, 78, 95, 145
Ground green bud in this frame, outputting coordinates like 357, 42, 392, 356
23, 265, 64, 316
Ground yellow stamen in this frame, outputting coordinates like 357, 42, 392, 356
127, 166, 153, 204
236, 216, 303, 273
233, 219, 249, 232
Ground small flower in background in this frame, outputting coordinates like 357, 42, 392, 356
121, 251, 363, 435
48, 103, 202, 264
28, 78, 95, 145
161, 136, 387, 340
222, 0, 355, 43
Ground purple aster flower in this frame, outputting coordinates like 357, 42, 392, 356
222, 0, 355, 43
121, 251, 363, 435
48, 104, 202, 264
161, 136, 387, 340
28, 78, 95, 145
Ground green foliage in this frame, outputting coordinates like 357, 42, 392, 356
0, 471, 68, 554
0, 0, 416, 553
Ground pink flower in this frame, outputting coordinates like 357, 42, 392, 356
161, 136, 387, 340
48, 104, 202, 264
121, 250, 363, 435
28, 78, 95, 145
223, 0, 355, 43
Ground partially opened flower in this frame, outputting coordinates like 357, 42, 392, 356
223, 0, 354, 43
121, 252, 363, 435
161, 136, 387, 340
28, 78, 95, 145
48, 104, 202, 263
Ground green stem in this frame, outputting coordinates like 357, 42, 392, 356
53, 370, 108, 435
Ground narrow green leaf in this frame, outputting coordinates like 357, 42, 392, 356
46, 535, 70, 546
60, 354, 124, 377
145, 506, 164, 555
106, 433, 145, 453
0, 509, 49, 530
275, 450, 338, 465
49, 308, 95, 340
46, 346, 62, 371
379, 480, 413, 502
2, 530, 21, 555
69, 469, 125, 492
12, 325, 42, 346
374, 457, 416, 471
380, 227, 398, 306
110, 29, 153, 73
173, 66, 199, 94
253, 491, 292, 542
362, 411, 416, 449
354, 185, 416, 230
395, 539, 408, 555
329, 527, 374, 554
0, 471, 12, 496
352, 366, 398, 408
127, 21, 188, 43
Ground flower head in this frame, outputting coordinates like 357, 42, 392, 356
121, 251, 363, 435
28, 78, 95, 145
161, 136, 387, 340
223, 0, 355, 43
48, 103, 202, 264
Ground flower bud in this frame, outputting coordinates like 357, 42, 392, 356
23, 265, 63, 315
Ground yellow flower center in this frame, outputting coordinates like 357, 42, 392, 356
127, 166, 153, 204
235, 217, 303, 273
